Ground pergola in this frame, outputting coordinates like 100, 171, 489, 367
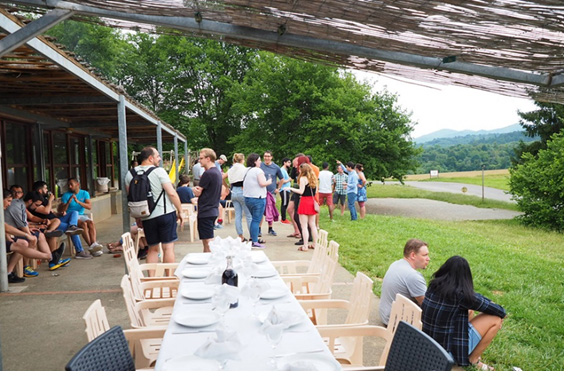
0, 0, 564, 103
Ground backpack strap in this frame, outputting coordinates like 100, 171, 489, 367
145, 166, 167, 213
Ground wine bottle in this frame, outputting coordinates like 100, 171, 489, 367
222, 256, 238, 308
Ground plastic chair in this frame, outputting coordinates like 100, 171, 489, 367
272, 230, 329, 275
180, 204, 197, 242
283, 249, 338, 301
222, 200, 235, 224
82, 299, 111, 341
298, 271, 373, 326
65, 326, 136, 371
384, 321, 454, 371
121, 275, 174, 329
316, 293, 422, 368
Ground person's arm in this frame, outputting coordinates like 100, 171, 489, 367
74, 192, 92, 211
336, 160, 348, 174
35, 193, 54, 214
290, 177, 307, 194
358, 172, 367, 187
162, 181, 183, 224
257, 171, 272, 188
4, 223, 34, 241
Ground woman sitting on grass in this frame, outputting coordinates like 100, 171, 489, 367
422, 256, 506, 370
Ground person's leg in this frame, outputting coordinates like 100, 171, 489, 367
347, 192, 358, 220
161, 242, 176, 263
468, 314, 505, 365
287, 198, 300, 236
232, 189, 244, 238
340, 195, 346, 216
307, 215, 319, 248
78, 219, 91, 246
298, 214, 309, 251
359, 201, 366, 218
326, 194, 334, 219
159, 212, 178, 263
11, 237, 52, 260
7, 252, 22, 274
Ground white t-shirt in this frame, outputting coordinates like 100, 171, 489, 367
378, 258, 427, 325
124, 165, 175, 220
243, 167, 267, 199
318, 170, 334, 194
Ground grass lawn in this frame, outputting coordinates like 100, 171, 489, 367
418, 174, 511, 191
318, 209, 564, 371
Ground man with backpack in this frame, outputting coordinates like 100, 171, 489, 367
125, 146, 183, 266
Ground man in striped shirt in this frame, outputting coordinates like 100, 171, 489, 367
332, 164, 348, 216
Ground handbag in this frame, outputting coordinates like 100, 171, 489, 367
311, 188, 320, 213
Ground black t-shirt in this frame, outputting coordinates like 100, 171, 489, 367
197, 166, 222, 218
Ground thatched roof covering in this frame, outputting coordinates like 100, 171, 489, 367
1, 0, 564, 103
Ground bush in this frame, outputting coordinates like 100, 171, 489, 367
509, 130, 564, 231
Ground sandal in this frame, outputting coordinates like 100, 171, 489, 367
308, 244, 315, 249
287, 233, 301, 238
473, 361, 494, 371
298, 246, 309, 252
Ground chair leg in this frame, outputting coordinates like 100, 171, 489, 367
67, 234, 75, 257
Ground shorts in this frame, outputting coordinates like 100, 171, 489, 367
197, 216, 216, 240
78, 214, 92, 223
468, 322, 482, 354
333, 193, 346, 205
319, 193, 333, 206
141, 211, 178, 246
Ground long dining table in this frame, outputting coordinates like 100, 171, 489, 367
154, 250, 341, 371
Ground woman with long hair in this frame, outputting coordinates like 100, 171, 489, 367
289, 163, 319, 251
227, 153, 252, 242
243, 153, 272, 248
422, 256, 507, 370
355, 163, 367, 219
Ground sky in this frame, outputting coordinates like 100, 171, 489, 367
351, 70, 538, 139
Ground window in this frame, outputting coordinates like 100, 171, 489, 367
2, 120, 32, 189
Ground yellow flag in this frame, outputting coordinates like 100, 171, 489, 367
178, 157, 185, 174
168, 159, 176, 183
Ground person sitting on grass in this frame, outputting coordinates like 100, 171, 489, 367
422, 255, 507, 370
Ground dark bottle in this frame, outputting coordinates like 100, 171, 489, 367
221, 256, 238, 308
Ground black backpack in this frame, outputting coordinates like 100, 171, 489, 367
127, 166, 166, 218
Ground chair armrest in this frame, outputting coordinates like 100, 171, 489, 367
298, 299, 351, 311
294, 292, 332, 300
134, 298, 175, 310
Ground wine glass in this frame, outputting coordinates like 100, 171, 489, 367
264, 324, 284, 369
213, 297, 231, 326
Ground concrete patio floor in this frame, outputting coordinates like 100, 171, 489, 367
0, 212, 386, 371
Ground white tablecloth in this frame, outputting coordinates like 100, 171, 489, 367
154, 251, 341, 371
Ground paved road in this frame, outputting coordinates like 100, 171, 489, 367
369, 181, 520, 220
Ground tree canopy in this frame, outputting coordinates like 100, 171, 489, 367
48, 22, 420, 181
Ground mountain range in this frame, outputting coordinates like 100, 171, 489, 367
414, 123, 523, 144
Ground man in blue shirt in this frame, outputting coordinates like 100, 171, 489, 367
60, 178, 103, 256
338, 161, 359, 220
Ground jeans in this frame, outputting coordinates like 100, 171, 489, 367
244, 197, 266, 243
347, 192, 358, 220
58, 210, 83, 252
231, 187, 252, 237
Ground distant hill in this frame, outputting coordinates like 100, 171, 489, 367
414, 123, 524, 144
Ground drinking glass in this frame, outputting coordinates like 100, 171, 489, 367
265, 324, 284, 369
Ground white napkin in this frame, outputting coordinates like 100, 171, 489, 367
195, 324, 242, 360
204, 266, 225, 285
259, 305, 304, 329
241, 278, 270, 299
281, 361, 319, 371
211, 283, 240, 309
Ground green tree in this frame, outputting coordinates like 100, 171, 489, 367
509, 130, 564, 232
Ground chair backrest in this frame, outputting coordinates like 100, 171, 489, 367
380, 294, 423, 364
65, 325, 136, 371
307, 229, 329, 265
120, 275, 147, 328
344, 272, 373, 325
121, 232, 137, 271
326, 239, 339, 263
310, 253, 337, 295
180, 203, 195, 217
384, 321, 454, 371
82, 299, 111, 342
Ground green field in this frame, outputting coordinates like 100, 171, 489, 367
318, 210, 564, 371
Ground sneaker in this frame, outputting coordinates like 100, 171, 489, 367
45, 229, 64, 238
8, 273, 25, 283
268, 229, 277, 236
75, 250, 93, 260
89, 242, 103, 252
66, 225, 84, 235
214, 223, 223, 230
23, 266, 39, 278
251, 242, 266, 249
49, 258, 70, 270
137, 247, 148, 260
92, 250, 103, 257
51, 243, 66, 264
281, 219, 291, 224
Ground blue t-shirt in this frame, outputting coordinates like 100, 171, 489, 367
61, 190, 90, 215
260, 162, 283, 194
280, 166, 291, 192
177, 186, 195, 204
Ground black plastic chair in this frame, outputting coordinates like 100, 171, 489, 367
66, 325, 136, 371
384, 321, 455, 371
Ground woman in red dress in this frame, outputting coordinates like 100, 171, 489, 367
289, 163, 319, 251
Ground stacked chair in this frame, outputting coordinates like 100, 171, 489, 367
179, 203, 197, 242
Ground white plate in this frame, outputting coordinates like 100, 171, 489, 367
260, 287, 289, 300
182, 268, 211, 279
185, 254, 210, 265
173, 310, 220, 328
257, 310, 304, 328
252, 269, 277, 278
161, 355, 220, 371
181, 286, 215, 300
279, 354, 338, 371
